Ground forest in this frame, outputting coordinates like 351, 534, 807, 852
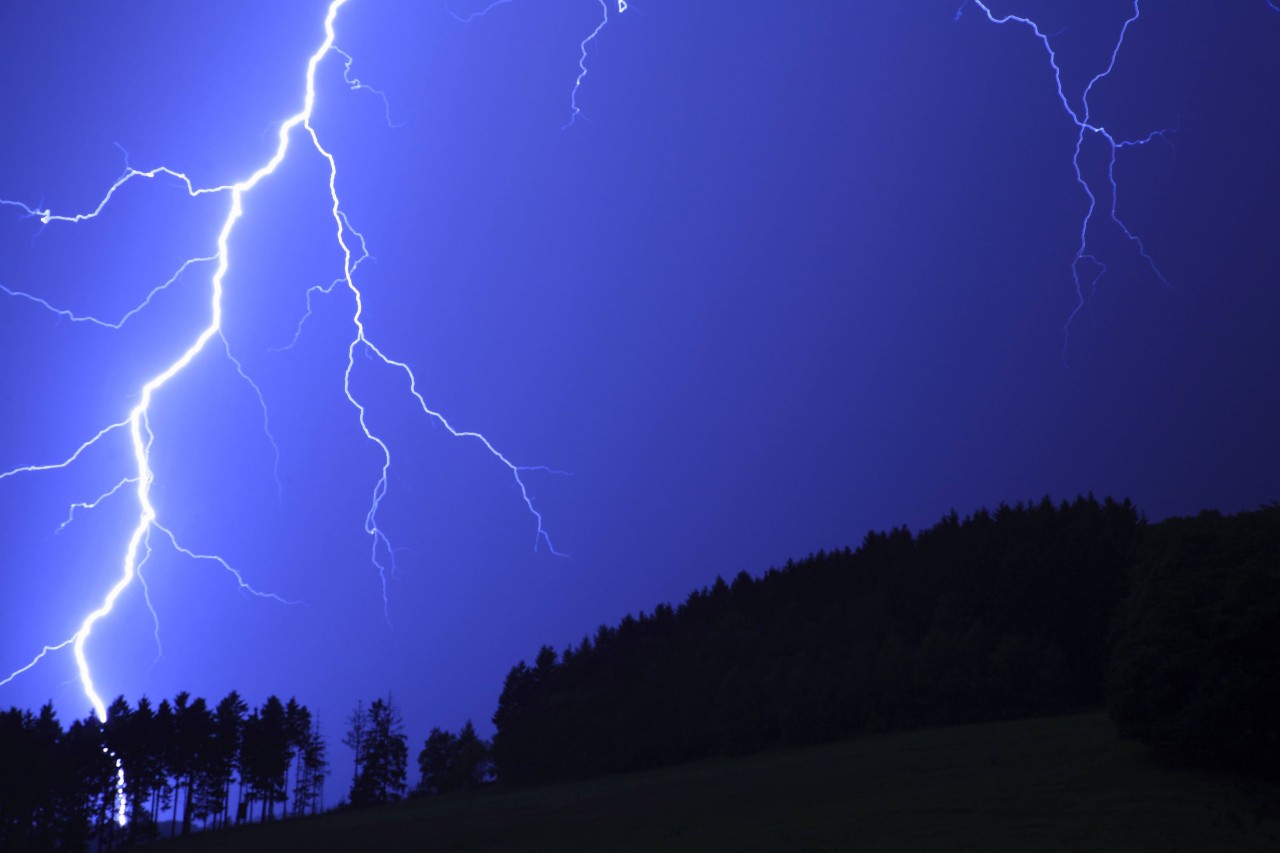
0, 687, 491, 851
2, 496, 1276, 850
0, 693, 328, 850
490, 498, 1279, 784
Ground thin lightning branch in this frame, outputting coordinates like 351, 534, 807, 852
0, 638, 77, 689
295, 41, 571, 619
3, 165, 234, 226
272, 210, 371, 353
447, 0, 623, 127
333, 48, 404, 128
447, 0, 519, 25
152, 523, 298, 605
565, 0, 612, 128
363, 336, 564, 556
0, 256, 217, 330
220, 331, 284, 497
963, 1, 1175, 351
58, 477, 139, 533
2, 1, 566, 821
272, 274, 343, 352
0, 420, 130, 482
134, 532, 164, 669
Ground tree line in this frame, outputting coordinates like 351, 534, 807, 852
1, 687, 493, 851
490, 497, 1279, 784
0, 691, 328, 851
6, 496, 1274, 846
338, 695, 491, 807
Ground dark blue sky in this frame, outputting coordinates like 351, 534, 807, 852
2, 0, 1278, 791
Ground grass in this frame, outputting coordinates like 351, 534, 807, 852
158, 713, 1280, 852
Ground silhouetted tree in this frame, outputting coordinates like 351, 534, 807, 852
167, 692, 214, 836
293, 716, 329, 816
417, 721, 491, 796
341, 700, 366, 796
123, 696, 165, 839
416, 728, 457, 796
194, 691, 245, 830
348, 696, 407, 807
241, 696, 292, 822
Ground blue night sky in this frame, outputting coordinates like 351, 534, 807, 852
2, 0, 1278, 791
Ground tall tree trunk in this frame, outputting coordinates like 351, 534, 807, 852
182, 773, 193, 835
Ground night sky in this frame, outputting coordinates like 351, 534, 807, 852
2, 1, 1278, 794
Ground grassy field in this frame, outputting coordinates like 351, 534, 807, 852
158, 713, 1280, 852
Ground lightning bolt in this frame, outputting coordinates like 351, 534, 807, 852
447, 0, 520, 25
2, 0, 567, 823
961, 0, 1175, 351
566, 0, 615, 127
447, 0, 623, 127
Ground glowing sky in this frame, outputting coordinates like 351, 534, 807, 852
2, 0, 1278, 791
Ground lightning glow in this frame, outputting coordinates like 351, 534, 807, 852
961, 0, 1175, 350
2, 0, 570, 825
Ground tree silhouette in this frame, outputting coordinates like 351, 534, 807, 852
417, 720, 491, 796
196, 691, 246, 830
293, 716, 329, 816
168, 692, 215, 836
347, 695, 408, 807
241, 696, 293, 822
341, 700, 366, 797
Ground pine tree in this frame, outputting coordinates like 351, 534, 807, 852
348, 695, 407, 806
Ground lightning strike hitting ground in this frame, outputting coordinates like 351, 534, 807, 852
961, 0, 1175, 350
1, 0, 568, 824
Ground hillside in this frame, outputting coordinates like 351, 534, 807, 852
492, 496, 1144, 783
157, 713, 1280, 852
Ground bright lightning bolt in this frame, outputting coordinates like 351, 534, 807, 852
2, 0, 568, 824
961, 0, 1175, 351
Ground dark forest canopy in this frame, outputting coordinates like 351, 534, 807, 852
0, 692, 328, 852
1108, 505, 1280, 776
492, 495, 1145, 784
491, 497, 1279, 786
